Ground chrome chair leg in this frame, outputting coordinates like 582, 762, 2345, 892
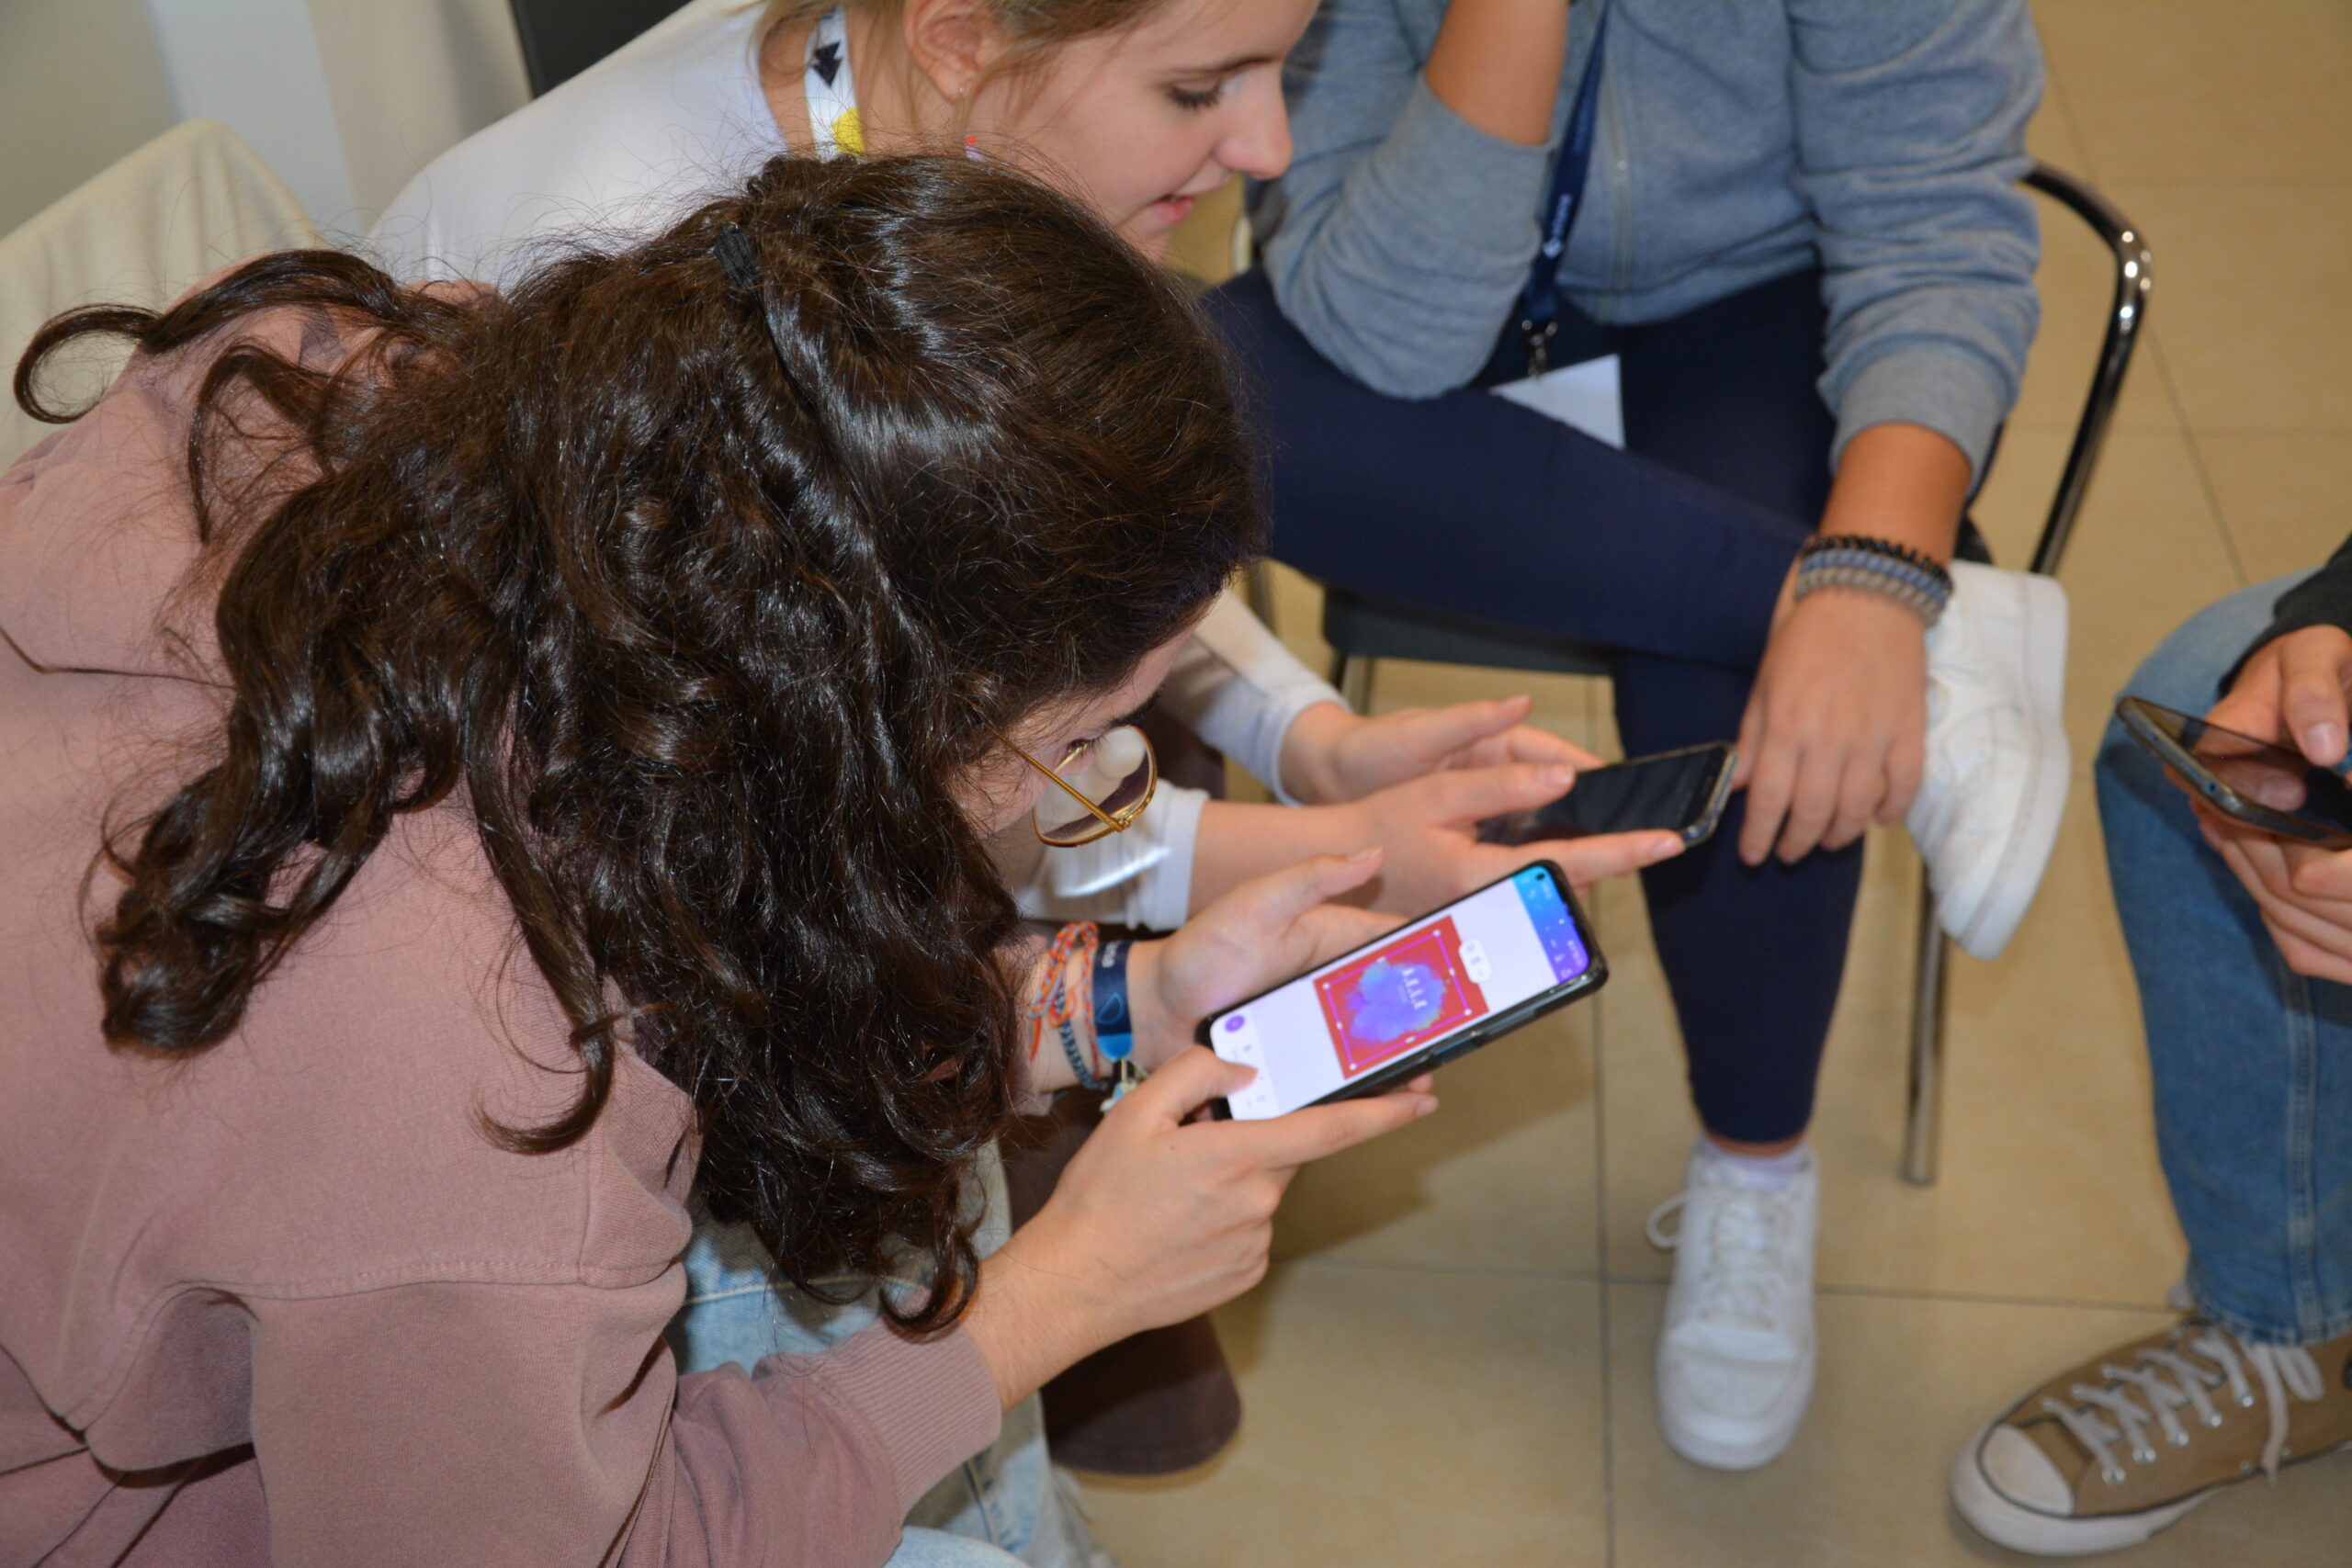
1903, 880, 1949, 1186
1336, 654, 1376, 715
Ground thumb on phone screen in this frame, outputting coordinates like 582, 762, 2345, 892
2277, 627, 2352, 769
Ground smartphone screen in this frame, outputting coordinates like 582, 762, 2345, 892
2119, 697, 2352, 842
1477, 743, 1735, 847
1207, 864, 1598, 1121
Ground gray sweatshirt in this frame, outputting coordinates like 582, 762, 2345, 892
1252, 0, 2044, 479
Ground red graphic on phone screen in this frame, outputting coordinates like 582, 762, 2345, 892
1314, 917, 1490, 1077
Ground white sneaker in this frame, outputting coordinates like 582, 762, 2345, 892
1906, 560, 2071, 961
1650, 1140, 1819, 1470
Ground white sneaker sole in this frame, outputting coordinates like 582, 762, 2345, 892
1657, 1341, 1815, 1472
1951, 1422, 2352, 1557
1950, 1420, 2212, 1556
1944, 572, 2071, 962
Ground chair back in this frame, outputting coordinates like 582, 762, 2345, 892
1, 118, 321, 468
508, 0, 695, 96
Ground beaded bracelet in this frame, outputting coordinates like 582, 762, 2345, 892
1792, 533, 1954, 626
1026, 922, 1107, 1090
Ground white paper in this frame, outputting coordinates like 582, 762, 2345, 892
1491, 353, 1625, 449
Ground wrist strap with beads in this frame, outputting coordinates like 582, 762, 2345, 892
1792, 534, 1954, 626
1026, 922, 1107, 1090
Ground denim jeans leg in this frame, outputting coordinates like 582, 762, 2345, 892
667, 1145, 1107, 1565
886, 1529, 1027, 1568
2098, 571, 2352, 1346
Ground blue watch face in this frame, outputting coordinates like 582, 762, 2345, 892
1095, 938, 1133, 1060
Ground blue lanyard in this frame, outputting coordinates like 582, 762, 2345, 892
1521, 7, 1610, 375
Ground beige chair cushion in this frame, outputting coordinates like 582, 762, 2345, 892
2, 118, 321, 468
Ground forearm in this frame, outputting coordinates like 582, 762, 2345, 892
961, 1233, 1126, 1411
1818, 422, 1972, 563
1425, 0, 1572, 146
1186, 798, 1374, 915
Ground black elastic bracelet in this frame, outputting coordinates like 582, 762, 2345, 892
1796, 533, 1954, 595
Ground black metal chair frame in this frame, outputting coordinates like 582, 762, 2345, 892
1308, 164, 2152, 1183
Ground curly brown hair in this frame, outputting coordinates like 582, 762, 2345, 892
13, 153, 1261, 1333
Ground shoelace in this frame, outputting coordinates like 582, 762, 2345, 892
2041, 1325, 2324, 1485
1647, 1184, 1794, 1332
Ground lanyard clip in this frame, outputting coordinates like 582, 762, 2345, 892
1521, 318, 1558, 378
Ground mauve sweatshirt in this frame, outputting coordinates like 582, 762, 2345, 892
0, 306, 1001, 1565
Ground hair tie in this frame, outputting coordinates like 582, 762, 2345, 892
714, 222, 763, 294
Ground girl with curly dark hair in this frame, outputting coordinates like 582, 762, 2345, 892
0, 153, 1434, 1567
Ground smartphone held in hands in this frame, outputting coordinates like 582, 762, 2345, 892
2116, 696, 2352, 850
1200, 863, 1606, 1121
1476, 742, 1736, 849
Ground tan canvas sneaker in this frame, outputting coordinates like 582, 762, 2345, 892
1951, 1316, 2352, 1555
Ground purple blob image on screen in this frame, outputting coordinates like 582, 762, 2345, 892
1223, 1014, 1246, 1033
1342, 958, 1445, 1046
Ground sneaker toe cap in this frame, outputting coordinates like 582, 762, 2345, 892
1980, 1426, 2075, 1516
1661, 1346, 1804, 1421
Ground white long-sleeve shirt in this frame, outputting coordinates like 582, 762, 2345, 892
369, 0, 1342, 929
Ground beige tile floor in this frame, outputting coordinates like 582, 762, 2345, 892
1088, 4, 2352, 1563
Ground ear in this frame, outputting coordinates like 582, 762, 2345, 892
901, 0, 1007, 105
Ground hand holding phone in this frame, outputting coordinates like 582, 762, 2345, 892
967, 1045, 1433, 1406
1126, 848, 1403, 1068
2206, 624, 2352, 774
2183, 625, 2352, 987
1476, 742, 1737, 849
1201, 862, 1606, 1120
2115, 697, 2352, 849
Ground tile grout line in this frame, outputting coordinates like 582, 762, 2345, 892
2041, 55, 2255, 591
1586, 671, 1619, 1568
2154, 337, 2253, 589
1282, 1253, 2178, 1317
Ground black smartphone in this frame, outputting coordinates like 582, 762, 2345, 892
2115, 696, 2352, 851
1476, 741, 1737, 850
1199, 862, 1607, 1121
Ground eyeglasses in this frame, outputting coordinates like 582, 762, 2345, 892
994, 724, 1159, 846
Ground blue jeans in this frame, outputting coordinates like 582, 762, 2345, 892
2099, 571, 2352, 1346
667, 1148, 1110, 1568
1204, 266, 1856, 1143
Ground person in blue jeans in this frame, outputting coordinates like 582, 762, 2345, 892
1953, 562, 2352, 1555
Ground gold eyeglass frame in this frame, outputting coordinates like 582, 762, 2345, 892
992, 724, 1159, 846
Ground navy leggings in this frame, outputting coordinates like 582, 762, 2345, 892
1204, 267, 1860, 1143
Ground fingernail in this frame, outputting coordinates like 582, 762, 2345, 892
1543, 765, 1576, 789
1649, 835, 1683, 862
1415, 1096, 1438, 1118
2312, 724, 2345, 760
1346, 845, 1383, 863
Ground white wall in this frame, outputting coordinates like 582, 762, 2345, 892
0, 0, 529, 245
308, 0, 531, 220
0, 0, 179, 237
141, 0, 529, 239
142, 0, 358, 230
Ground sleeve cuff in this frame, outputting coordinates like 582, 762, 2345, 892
1156, 591, 1347, 801
1261, 79, 1555, 400
1008, 785, 1207, 933
772, 1321, 1003, 1515
1829, 347, 2012, 483
1378, 79, 1557, 250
